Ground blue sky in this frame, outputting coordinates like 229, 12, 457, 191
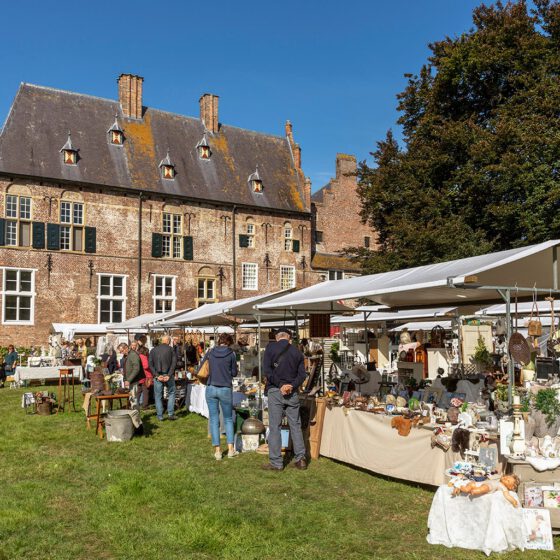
0, 0, 484, 191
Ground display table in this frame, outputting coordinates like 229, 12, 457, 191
427, 485, 524, 555
189, 384, 209, 418
14, 365, 84, 385
320, 406, 465, 486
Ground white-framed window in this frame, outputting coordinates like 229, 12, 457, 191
329, 270, 344, 281
242, 262, 258, 290
60, 201, 84, 252
2, 268, 35, 324
5, 194, 32, 247
283, 223, 293, 251
162, 212, 182, 259
197, 277, 216, 306
280, 265, 295, 290
246, 222, 255, 248
153, 275, 176, 313
98, 274, 126, 324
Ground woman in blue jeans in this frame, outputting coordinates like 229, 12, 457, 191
199, 333, 238, 460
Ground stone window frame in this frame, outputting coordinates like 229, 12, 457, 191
328, 270, 344, 281
196, 276, 217, 307
364, 236, 371, 248
97, 273, 127, 324
59, 200, 85, 252
280, 265, 295, 290
241, 262, 258, 291
246, 218, 256, 248
283, 222, 293, 252
153, 274, 176, 314
4, 193, 32, 248
1, 267, 36, 325
162, 212, 183, 259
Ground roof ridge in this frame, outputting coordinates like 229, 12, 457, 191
21, 82, 119, 105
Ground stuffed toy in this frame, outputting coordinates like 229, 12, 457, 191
451, 428, 471, 455
391, 415, 412, 437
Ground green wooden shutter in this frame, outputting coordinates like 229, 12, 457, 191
32, 222, 45, 249
152, 233, 163, 258
292, 239, 300, 253
183, 236, 194, 260
85, 227, 96, 254
239, 234, 249, 248
0, 218, 5, 246
47, 223, 61, 251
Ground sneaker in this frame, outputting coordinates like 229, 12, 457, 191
294, 458, 308, 470
214, 450, 223, 461
157, 416, 164, 421
168, 416, 177, 421
227, 450, 239, 459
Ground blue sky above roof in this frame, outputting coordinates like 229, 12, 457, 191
0, 0, 483, 192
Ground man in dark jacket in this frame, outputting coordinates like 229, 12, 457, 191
149, 335, 177, 421
262, 328, 308, 471
118, 342, 145, 410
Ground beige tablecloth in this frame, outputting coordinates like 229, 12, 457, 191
320, 407, 463, 486
14, 365, 84, 384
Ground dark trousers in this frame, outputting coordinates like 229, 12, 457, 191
267, 388, 306, 468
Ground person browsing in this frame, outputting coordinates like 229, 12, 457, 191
149, 335, 177, 421
262, 328, 308, 471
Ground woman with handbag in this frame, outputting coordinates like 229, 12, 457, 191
198, 333, 238, 460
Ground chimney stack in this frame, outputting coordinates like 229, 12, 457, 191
304, 177, 312, 210
285, 120, 294, 143
118, 74, 144, 119
293, 143, 302, 169
199, 94, 219, 133
336, 153, 357, 179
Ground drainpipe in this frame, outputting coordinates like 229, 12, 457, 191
232, 205, 237, 298
137, 193, 143, 315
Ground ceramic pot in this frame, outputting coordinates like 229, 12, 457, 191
521, 368, 535, 383
241, 417, 265, 435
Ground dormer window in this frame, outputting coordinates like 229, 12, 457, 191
60, 132, 78, 165
248, 165, 263, 193
107, 115, 124, 145
159, 150, 175, 180
196, 133, 211, 160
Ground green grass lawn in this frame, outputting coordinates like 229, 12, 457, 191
0, 386, 557, 560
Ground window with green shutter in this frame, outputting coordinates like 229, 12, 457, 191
47, 223, 61, 251
32, 222, 45, 249
152, 233, 163, 258
239, 234, 250, 248
292, 239, 300, 253
85, 227, 96, 254
183, 236, 193, 260
0, 218, 5, 246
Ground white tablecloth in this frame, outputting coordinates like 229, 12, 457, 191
427, 485, 525, 556
13, 365, 84, 384
189, 384, 209, 418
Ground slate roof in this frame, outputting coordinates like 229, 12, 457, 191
0, 84, 307, 213
311, 182, 330, 204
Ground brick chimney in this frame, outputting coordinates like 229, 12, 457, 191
336, 153, 357, 178
285, 120, 294, 143
293, 143, 302, 169
199, 94, 219, 133
304, 176, 312, 210
117, 74, 144, 119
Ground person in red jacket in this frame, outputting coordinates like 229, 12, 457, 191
138, 346, 153, 410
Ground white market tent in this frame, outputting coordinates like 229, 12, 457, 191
330, 307, 458, 326
52, 323, 107, 341
107, 309, 187, 333
257, 240, 560, 311
160, 290, 292, 328
389, 320, 453, 333
477, 300, 560, 315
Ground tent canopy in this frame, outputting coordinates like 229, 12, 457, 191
107, 309, 186, 332
389, 320, 453, 332
161, 291, 290, 327
51, 323, 107, 341
477, 300, 560, 315
331, 307, 458, 326
257, 240, 560, 311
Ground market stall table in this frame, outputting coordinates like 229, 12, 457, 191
189, 384, 209, 418
14, 365, 84, 385
320, 406, 501, 487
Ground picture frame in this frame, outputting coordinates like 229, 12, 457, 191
522, 508, 554, 551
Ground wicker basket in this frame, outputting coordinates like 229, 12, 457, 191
508, 332, 531, 365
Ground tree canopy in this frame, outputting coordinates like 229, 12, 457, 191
354, 0, 560, 274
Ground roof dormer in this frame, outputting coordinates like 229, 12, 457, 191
159, 150, 175, 180
196, 133, 211, 160
107, 115, 124, 145
248, 165, 263, 193
60, 132, 78, 165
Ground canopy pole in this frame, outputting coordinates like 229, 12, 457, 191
554, 246, 558, 290
505, 289, 513, 405
257, 315, 263, 412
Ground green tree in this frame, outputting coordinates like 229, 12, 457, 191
353, 0, 560, 274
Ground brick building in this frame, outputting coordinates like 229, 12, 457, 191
311, 153, 374, 280
0, 74, 320, 346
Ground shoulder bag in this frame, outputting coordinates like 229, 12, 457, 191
197, 352, 211, 385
